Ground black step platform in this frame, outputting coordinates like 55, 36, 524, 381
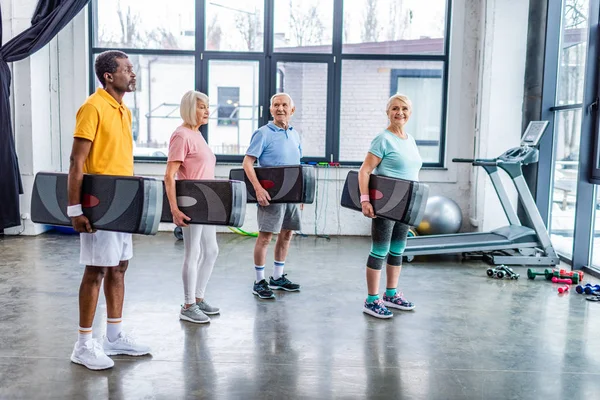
340, 171, 428, 226
31, 172, 162, 235
229, 165, 315, 204
160, 180, 246, 227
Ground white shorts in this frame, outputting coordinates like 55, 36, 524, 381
80, 231, 133, 267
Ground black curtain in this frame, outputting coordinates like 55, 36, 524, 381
0, 0, 89, 230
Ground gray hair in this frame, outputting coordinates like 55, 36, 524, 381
180, 90, 209, 126
270, 93, 294, 108
386, 94, 412, 113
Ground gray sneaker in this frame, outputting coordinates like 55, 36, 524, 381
180, 304, 210, 324
197, 300, 220, 315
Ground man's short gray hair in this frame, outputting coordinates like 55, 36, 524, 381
270, 93, 294, 108
180, 90, 209, 126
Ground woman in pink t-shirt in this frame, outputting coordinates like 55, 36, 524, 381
164, 90, 219, 324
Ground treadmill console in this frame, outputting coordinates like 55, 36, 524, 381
520, 121, 548, 147
498, 121, 548, 165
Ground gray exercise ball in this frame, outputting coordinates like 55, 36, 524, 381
416, 195, 462, 235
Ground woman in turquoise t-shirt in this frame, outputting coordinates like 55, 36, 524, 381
358, 94, 423, 319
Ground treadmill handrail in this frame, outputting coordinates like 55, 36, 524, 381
452, 158, 498, 166
474, 161, 498, 167
452, 158, 475, 163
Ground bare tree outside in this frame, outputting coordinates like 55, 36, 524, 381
98, 1, 179, 48
343, 11, 351, 43
386, 1, 414, 40
560, 0, 587, 161
361, 0, 381, 42
361, 0, 418, 43
234, 8, 262, 51
288, 0, 325, 46
206, 14, 223, 50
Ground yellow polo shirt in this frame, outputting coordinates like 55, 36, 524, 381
74, 88, 134, 176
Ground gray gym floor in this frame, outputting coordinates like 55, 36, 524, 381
1, 232, 600, 399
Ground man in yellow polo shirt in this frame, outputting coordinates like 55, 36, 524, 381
67, 50, 150, 370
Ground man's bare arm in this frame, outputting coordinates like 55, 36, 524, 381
68, 138, 93, 232
242, 155, 271, 206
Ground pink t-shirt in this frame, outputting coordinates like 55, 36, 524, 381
167, 126, 216, 180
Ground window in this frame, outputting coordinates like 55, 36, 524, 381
92, 54, 195, 159
93, 0, 195, 50
207, 60, 260, 156
276, 62, 329, 158
217, 87, 240, 126
342, 0, 448, 55
205, 0, 264, 52
391, 68, 443, 163
339, 60, 445, 163
273, 0, 334, 53
89, 0, 451, 165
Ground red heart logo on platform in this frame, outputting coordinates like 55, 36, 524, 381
260, 180, 275, 189
82, 194, 100, 208
369, 189, 384, 200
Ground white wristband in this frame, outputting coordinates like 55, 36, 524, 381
67, 204, 83, 217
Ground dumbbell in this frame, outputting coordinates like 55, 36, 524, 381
487, 268, 507, 279
558, 285, 569, 294
562, 269, 584, 281
527, 268, 552, 280
560, 269, 584, 280
552, 277, 573, 284
584, 285, 600, 295
552, 269, 582, 284
487, 266, 519, 280
498, 265, 519, 279
576, 284, 600, 294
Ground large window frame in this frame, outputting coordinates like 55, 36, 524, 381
537, 0, 599, 274
88, 0, 452, 166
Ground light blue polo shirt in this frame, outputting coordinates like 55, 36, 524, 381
369, 130, 422, 181
246, 121, 302, 167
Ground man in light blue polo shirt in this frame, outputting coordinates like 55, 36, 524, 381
242, 93, 302, 299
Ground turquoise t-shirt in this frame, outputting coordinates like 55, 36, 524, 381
369, 130, 423, 181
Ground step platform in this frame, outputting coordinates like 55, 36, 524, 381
340, 171, 429, 226
31, 172, 162, 235
229, 165, 315, 204
160, 180, 246, 227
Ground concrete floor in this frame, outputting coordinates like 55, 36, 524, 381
1, 232, 600, 400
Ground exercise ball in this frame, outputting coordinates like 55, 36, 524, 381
416, 196, 462, 235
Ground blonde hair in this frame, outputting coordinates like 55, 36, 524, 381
180, 90, 209, 126
386, 94, 412, 113
270, 92, 294, 108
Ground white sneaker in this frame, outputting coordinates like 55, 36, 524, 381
103, 332, 151, 356
71, 339, 114, 370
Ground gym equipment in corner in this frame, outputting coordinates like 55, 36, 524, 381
403, 121, 559, 266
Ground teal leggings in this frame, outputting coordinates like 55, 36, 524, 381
367, 218, 409, 270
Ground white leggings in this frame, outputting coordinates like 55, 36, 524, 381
181, 225, 219, 304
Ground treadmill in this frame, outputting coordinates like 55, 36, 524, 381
404, 121, 559, 266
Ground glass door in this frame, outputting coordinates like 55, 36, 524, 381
203, 58, 263, 157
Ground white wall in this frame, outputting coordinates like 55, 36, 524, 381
3, 0, 88, 235
472, 0, 529, 232
3, 0, 531, 237
3, 0, 56, 235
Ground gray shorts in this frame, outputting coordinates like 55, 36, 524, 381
257, 203, 302, 233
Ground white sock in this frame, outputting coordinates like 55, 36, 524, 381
106, 318, 122, 342
273, 260, 285, 280
78, 326, 92, 346
255, 265, 265, 282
